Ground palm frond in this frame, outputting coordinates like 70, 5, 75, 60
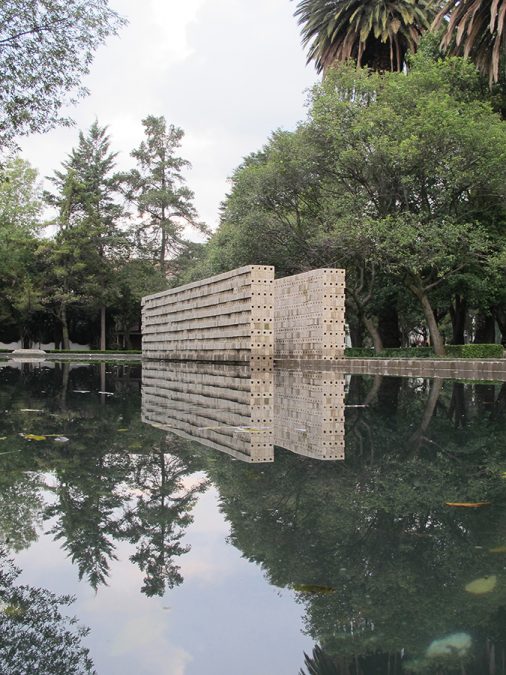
434, 0, 506, 84
294, 0, 435, 73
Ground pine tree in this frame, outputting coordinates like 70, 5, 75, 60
122, 116, 204, 277
46, 121, 127, 349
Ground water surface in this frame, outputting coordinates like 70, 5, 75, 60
0, 361, 505, 674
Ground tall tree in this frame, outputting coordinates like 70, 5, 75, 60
0, 0, 125, 150
122, 116, 203, 277
294, 0, 435, 73
46, 121, 127, 349
0, 157, 43, 346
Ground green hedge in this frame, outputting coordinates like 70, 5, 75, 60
344, 347, 375, 357
345, 345, 504, 359
345, 347, 433, 358
445, 344, 504, 358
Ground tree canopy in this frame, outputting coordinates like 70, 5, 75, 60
0, 0, 125, 149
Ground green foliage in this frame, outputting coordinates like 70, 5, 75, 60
197, 50, 506, 351
446, 343, 504, 358
0, 549, 94, 673
345, 347, 435, 358
0, 0, 125, 149
344, 347, 376, 357
121, 116, 204, 275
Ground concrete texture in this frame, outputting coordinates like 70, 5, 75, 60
142, 265, 275, 364
274, 268, 346, 360
142, 361, 274, 463
142, 363, 346, 463
142, 266, 346, 362
274, 369, 345, 460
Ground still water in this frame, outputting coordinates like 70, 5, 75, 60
0, 361, 505, 674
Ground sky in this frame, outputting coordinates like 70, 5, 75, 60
19, 0, 318, 232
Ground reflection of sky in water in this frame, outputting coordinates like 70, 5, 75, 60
14, 484, 312, 675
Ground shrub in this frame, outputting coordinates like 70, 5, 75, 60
344, 347, 375, 357
345, 347, 434, 358
445, 344, 504, 359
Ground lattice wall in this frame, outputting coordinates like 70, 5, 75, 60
142, 361, 274, 463
274, 268, 346, 360
142, 265, 274, 364
274, 369, 345, 460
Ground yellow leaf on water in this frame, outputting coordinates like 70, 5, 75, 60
20, 434, 46, 441
445, 501, 491, 508
489, 546, 506, 554
465, 575, 497, 594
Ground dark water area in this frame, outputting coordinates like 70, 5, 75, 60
0, 361, 506, 674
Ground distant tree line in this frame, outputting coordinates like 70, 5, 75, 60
0, 116, 203, 349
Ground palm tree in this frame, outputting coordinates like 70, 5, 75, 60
434, 0, 506, 85
294, 0, 435, 73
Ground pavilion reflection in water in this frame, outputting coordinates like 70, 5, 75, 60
141, 363, 345, 462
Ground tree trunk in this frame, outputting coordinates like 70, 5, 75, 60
409, 378, 443, 454
100, 362, 106, 406
449, 382, 467, 428
449, 295, 467, 345
474, 312, 496, 343
348, 314, 364, 348
363, 316, 383, 353
100, 305, 106, 351
492, 307, 506, 346
61, 303, 70, 351
124, 327, 133, 350
409, 283, 446, 356
377, 304, 401, 348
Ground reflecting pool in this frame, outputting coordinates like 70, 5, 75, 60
0, 361, 506, 674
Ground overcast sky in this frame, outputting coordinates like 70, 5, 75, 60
19, 0, 318, 232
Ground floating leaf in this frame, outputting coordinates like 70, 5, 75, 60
20, 409, 43, 413
0, 437, 6, 441
489, 546, 506, 554
445, 501, 491, 508
426, 633, 471, 657
465, 575, 497, 594
53, 436, 69, 443
20, 434, 46, 442
116, 428, 128, 432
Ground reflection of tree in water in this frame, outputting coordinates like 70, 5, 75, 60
0, 547, 94, 674
45, 438, 206, 596
120, 439, 209, 596
195, 377, 506, 674
0, 364, 207, 597
45, 452, 129, 590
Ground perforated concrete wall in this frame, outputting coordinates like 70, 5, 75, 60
142, 363, 346, 462
142, 361, 274, 462
274, 369, 345, 460
274, 268, 346, 360
142, 265, 274, 364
